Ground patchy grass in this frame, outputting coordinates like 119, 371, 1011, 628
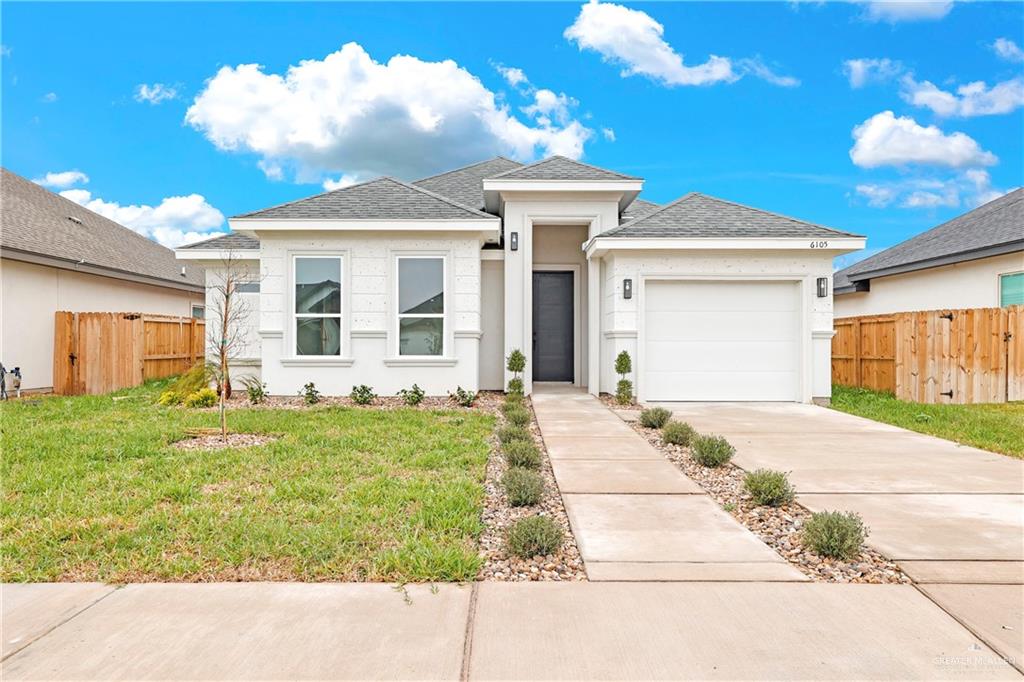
0, 379, 494, 582
831, 385, 1024, 459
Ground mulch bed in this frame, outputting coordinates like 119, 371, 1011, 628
476, 397, 587, 582
215, 391, 502, 412
172, 432, 278, 451
629, 420, 909, 584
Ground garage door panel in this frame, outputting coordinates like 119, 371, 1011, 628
645, 340, 799, 372
645, 370, 799, 402
642, 279, 801, 402
645, 311, 800, 342
645, 280, 799, 313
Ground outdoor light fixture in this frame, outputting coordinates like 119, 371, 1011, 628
510, 232, 519, 251
623, 278, 633, 299
817, 277, 829, 298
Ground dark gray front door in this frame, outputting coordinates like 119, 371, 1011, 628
532, 271, 573, 382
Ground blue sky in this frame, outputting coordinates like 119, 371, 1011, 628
3, 1, 1022, 267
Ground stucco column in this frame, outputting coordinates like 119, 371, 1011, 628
587, 255, 601, 396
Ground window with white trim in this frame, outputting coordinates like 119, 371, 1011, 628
397, 256, 445, 356
294, 256, 342, 356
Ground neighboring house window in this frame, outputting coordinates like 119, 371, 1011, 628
397, 256, 445, 356
191, 305, 205, 319
294, 256, 342, 356
1000, 272, 1024, 307
235, 281, 260, 294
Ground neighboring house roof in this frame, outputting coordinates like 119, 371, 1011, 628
413, 157, 522, 210
233, 176, 496, 221
621, 198, 660, 221
0, 168, 204, 290
487, 155, 641, 181
835, 188, 1024, 292
177, 232, 260, 251
601, 192, 861, 239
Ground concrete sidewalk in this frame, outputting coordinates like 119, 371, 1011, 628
4, 582, 1020, 680
532, 385, 805, 582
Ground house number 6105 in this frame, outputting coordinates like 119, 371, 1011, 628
809, 241, 829, 248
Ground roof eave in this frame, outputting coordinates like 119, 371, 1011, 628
175, 249, 260, 262
3, 247, 205, 293
482, 179, 643, 214
847, 240, 1024, 282
584, 236, 867, 259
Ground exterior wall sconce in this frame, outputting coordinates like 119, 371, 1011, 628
623, 278, 633, 299
510, 232, 519, 251
817, 277, 829, 298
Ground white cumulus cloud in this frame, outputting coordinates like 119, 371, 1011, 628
185, 42, 593, 183
495, 64, 529, 88
842, 58, 903, 88
900, 74, 1024, 117
992, 38, 1024, 63
59, 189, 225, 248
134, 83, 179, 105
322, 174, 361, 191
854, 170, 1011, 210
32, 170, 89, 188
849, 110, 997, 169
563, 1, 797, 88
859, 1, 954, 23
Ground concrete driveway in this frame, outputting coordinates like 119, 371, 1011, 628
655, 401, 1024, 666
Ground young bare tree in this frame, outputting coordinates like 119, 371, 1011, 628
206, 251, 260, 441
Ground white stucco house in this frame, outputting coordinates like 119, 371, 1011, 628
177, 156, 864, 403
834, 188, 1023, 318
1, 168, 206, 392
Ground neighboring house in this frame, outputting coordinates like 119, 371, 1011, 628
835, 189, 1024, 318
1, 168, 206, 391
177, 156, 864, 403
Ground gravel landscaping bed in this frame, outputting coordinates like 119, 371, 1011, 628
630, 422, 909, 584
218, 391, 502, 412
172, 432, 278, 451
477, 398, 586, 582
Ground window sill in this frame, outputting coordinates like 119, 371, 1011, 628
382, 357, 458, 367
280, 357, 355, 367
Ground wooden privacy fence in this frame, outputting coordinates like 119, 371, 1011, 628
832, 306, 1023, 404
53, 312, 205, 395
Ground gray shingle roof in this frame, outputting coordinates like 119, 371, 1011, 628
487, 155, 640, 181
233, 176, 498, 221
0, 168, 204, 288
621, 198, 660, 221
179, 232, 260, 251
413, 157, 522, 210
838, 188, 1024, 283
602, 192, 861, 239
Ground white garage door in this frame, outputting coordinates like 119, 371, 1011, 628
643, 279, 801, 401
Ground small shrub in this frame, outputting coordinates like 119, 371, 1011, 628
691, 434, 735, 467
398, 384, 425, 406
500, 396, 524, 413
157, 390, 182, 406
506, 349, 526, 395
662, 420, 696, 447
615, 379, 634, 405
639, 407, 671, 429
506, 516, 563, 558
301, 382, 321, 405
171, 361, 214, 397
503, 439, 541, 469
240, 376, 267, 405
183, 387, 218, 408
802, 511, 868, 560
507, 377, 524, 395
743, 469, 796, 507
350, 384, 376, 405
450, 386, 477, 407
502, 467, 544, 506
504, 406, 531, 427
497, 425, 531, 445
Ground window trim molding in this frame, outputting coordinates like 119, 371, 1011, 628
391, 251, 450, 359
999, 270, 1024, 308
288, 252, 348, 359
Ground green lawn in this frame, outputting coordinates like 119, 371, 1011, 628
830, 385, 1024, 459
0, 380, 494, 582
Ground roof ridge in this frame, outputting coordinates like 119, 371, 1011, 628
378, 176, 498, 219
412, 156, 522, 184
486, 154, 641, 181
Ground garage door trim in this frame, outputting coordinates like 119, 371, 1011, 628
635, 274, 811, 403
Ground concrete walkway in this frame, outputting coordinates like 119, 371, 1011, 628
657, 401, 1024, 667
4, 582, 1020, 680
532, 385, 805, 582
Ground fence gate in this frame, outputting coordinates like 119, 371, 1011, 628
53, 312, 204, 395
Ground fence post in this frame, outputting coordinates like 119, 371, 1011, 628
852, 318, 861, 387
